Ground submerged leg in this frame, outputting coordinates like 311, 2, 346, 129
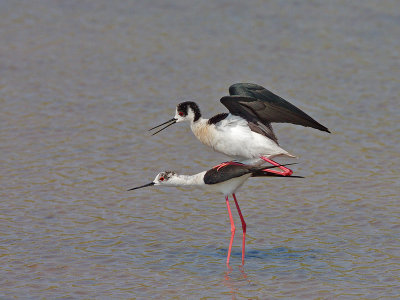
232, 193, 246, 266
260, 156, 293, 176
225, 196, 235, 267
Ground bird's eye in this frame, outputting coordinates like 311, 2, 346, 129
159, 177, 164, 181
178, 112, 184, 116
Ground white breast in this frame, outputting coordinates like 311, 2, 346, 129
190, 119, 215, 148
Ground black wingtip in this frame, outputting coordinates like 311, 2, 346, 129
306, 122, 330, 134
317, 124, 331, 133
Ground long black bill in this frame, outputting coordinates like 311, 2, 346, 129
149, 118, 177, 136
127, 182, 155, 191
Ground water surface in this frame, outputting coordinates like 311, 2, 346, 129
1, 0, 399, 298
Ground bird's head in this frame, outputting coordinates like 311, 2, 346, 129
128, 171, 178, 191
174, 101, 201, 123
153, 171, 178, 185
149, 101, 201, 135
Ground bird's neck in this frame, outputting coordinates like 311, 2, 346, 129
190, 117, 208, 127
190, 118, 214, 148
169, 172, 206, 187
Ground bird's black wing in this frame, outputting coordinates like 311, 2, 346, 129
204, 164, 254, 185
223, 83, 330, 133
220, 95, 279, 143
204, 164, 302, 185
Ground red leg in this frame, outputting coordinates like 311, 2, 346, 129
232, 193, 246, 266
225, 196, 235, 267
260, 156, 293, 176
213, 161, 243, 171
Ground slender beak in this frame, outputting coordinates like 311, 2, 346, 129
127, 182, 155, 191
149, 118, 177, 136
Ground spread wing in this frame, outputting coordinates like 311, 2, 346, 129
220, 95, 279, 142
223, 83, 330, 133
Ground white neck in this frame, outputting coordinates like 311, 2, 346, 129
190, 118, 215, 148
167, 171, 206, 187
190, 117, 207, 128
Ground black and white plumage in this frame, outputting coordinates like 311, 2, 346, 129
129, 163, 302, 266
128, 163, 301, 195
226, 83, 330, 142
149, 83, 330, 165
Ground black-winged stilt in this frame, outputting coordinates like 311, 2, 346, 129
129, 162, 302, 266
149, 83, 330, 174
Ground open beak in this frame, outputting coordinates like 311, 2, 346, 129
127, 182, 155, 191
149, 118, 177, 135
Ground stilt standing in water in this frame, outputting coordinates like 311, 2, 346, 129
129, 163, 302, 266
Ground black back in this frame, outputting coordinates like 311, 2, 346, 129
204, 164, 255, 185
208, 113, 229, 125
203, 163, 294, 185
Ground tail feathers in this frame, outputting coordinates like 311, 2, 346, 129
251, 165, 304, 178
285, 152, 297, 158
252, 170, 304, 178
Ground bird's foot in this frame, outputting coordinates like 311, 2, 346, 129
261, 167, 293, 176
260, 156, 293, 176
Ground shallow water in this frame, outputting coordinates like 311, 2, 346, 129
1, 0, 399, 298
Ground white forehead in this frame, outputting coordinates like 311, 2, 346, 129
156, 171, 176, 180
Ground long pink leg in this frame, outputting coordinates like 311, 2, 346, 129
225, 196, 235, 267
232, 193, 246, 265
260, 156, 293, 176
213, 161, 244, 171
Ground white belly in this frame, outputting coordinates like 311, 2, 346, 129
211, 117, 291, 161
204, 174, 251, 196
191, 116, 295, 165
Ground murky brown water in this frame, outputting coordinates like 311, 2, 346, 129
1, 0, 399, 298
